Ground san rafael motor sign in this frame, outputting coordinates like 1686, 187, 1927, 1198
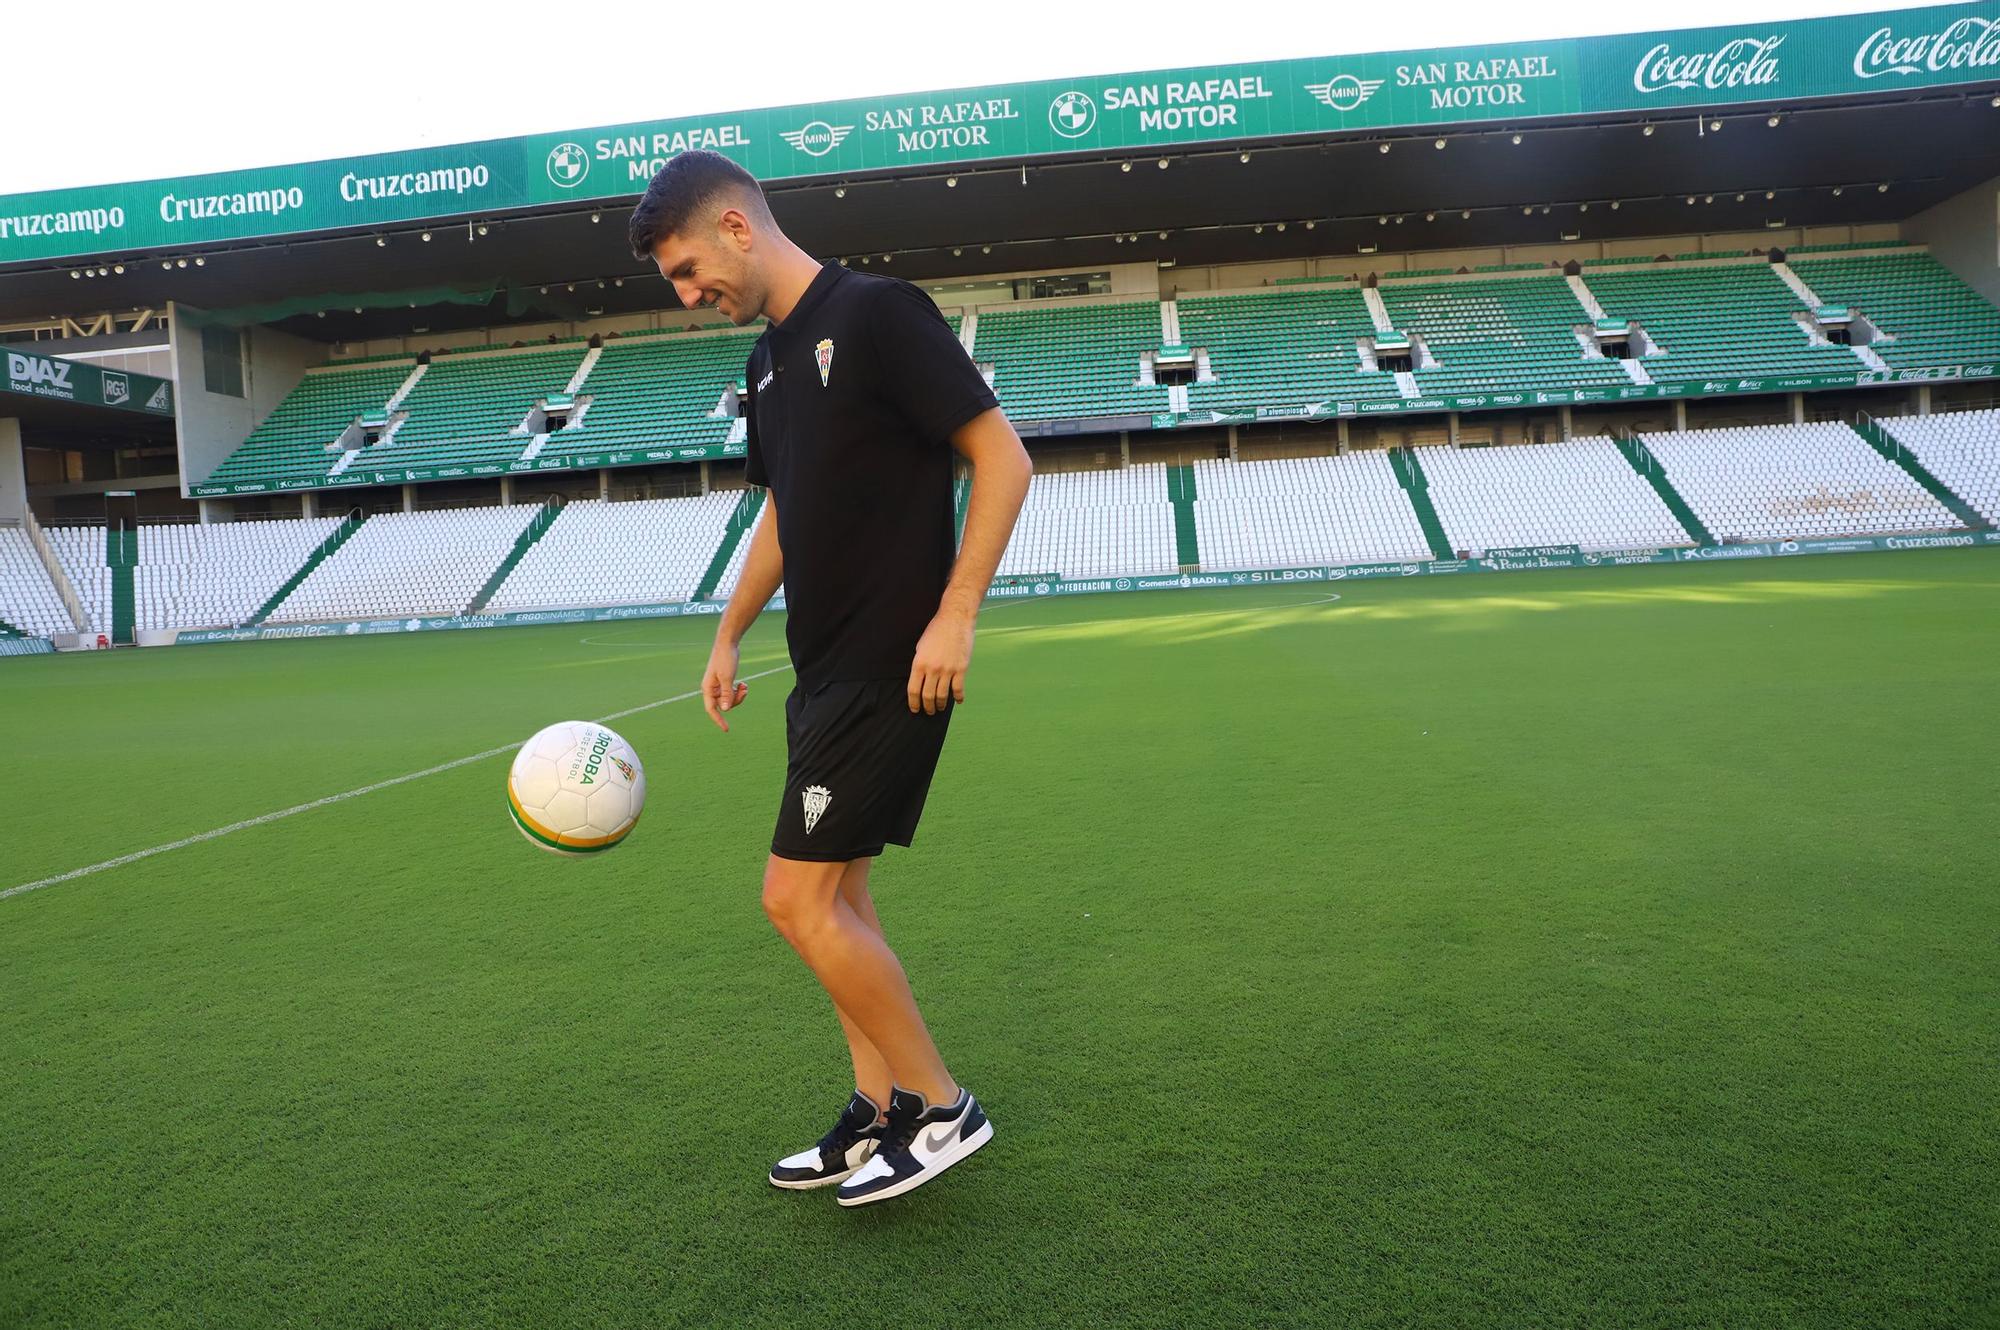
2, 348, 173, 416
0, 3, 1995, 266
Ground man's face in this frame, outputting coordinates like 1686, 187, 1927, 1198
650, 208, 765, 326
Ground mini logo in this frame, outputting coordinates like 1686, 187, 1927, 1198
920, 1123, 961, 1153
611, 755, 637, 783
101, 371, 130, 406
145, 381, 171, 410
801, 784, 832, 834
1305, 75, 1385, 112
756, 369, 774, 391
1033, 581, 1050, 595
1048, 90, 1098, 138
404, 619, 420, 632
1114, 577, 1131, 591
344, 622, 361, 635
815, 338, 835, 386
546, 142, 591, 188
779, 121, 854, 157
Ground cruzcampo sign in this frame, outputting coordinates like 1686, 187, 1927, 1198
2, 346, 174, 416
1, 3, 1995, 265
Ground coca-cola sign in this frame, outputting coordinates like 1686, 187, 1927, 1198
1633, 34, 1785, 93
1853, 17, 2000, 79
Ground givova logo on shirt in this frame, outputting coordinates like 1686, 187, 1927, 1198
815, 338, 835, 387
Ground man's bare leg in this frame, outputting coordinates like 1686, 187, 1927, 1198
762, 854, 956, 1104
830, 859, 895, 1117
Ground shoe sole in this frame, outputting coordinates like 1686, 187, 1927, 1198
836, 1120, 994, 1207
769, 1166, 860, 1191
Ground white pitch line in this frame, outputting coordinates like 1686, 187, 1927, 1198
0, 663, 796, 903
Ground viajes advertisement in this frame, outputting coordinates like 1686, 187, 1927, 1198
1, 4, 1993, 264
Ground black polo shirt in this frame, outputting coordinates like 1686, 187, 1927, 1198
744, 264, 998, 691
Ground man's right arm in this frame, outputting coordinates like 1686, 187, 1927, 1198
703, 503, 782, 731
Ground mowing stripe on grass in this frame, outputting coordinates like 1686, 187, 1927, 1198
1, 663, 797, 902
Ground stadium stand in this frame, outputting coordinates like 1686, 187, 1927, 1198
46, 527, 111, 634
972, 301, 1170, 421
1190, 453, 1434, 569
1585, 261, 1864, 381
1177, 286, 1391, 412
133, 516, 345, 630
710, 504, 779, 603
265, 505, 535, 621
1877, 409, 2000, 527
996, 464, 1179, 579
201, 362, 412, 489
541, 331, 761, 460
1639, 422, 1962, 543
1383, 276, 1630, 397
484, 493, 741, 611
184, 246, 2000, 492
1417, 439, 1694, 553
0, 527, 72, 637
1788, 251, 2000, 371
373, 347, 589, 470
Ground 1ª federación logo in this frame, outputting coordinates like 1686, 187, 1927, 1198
546, 142, 590, 188
779, 121, 854, 157
1305, 75, 1385, 112
1048, 90, 1098, 139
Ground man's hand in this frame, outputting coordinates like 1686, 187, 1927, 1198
908, 608, 974, 714
702, 637, 750, 731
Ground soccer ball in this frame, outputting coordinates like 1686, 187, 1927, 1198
507, 721, 646, 856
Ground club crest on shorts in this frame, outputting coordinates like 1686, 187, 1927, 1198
801, 784, 832, 834
814, 338, 835, 387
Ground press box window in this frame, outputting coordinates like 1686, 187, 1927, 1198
201, 326, 243, 398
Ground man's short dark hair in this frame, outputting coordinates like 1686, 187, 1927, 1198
627, 150, 771, 262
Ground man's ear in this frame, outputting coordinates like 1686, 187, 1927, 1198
717, 207, 755, 252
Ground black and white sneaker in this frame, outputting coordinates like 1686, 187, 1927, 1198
835, 1085, 992, 1208
768, 1090, 885, 1190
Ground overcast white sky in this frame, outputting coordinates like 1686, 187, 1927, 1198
3, 0, 1940, 196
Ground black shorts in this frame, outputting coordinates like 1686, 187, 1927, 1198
771, 678, 954, 862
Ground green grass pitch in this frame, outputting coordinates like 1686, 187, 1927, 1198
3, 549, 1996, 1328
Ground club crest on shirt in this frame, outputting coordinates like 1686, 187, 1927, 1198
815, 338, 835, 387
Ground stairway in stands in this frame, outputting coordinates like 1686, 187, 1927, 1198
1611, 437, 1714, 546
1851, 417, 1991, 530
1166, 464, 1201, 570
1387, 449, 1456, 560
693, 489, 768, 600
466, 499, 569, 612
247, 512, 367, 625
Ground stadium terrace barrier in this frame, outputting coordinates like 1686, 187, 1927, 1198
6, 4, 2000, 265
1151, 363, 2000, 428
189, 440, 749, 498
152, 532, 2000, 646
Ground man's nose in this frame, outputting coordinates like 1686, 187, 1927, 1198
673, 279, 703, 308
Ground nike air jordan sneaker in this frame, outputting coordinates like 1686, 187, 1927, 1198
835, 1085, 992, 1207
769, 1090, 885, 1190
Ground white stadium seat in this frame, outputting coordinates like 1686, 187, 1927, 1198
1877, 408, 2000, 527
0, 528, 73, 637
1640, 421, 1961, 543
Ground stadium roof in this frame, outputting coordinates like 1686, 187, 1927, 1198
1, 3, 1996, 339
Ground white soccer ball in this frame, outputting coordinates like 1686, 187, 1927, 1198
506, 721, 646, 856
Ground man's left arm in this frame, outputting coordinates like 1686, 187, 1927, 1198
907, 406, 1032, 715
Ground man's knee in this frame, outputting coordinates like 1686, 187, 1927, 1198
762, 856, 846, 943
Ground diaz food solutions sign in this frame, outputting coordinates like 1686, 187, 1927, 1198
0, 3, 1994, 265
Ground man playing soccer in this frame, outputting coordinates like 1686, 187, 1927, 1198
630, 151, 1032, 1207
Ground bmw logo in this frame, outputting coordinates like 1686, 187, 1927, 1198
546, 142, 590, 188
1048, 90, 1098, 139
